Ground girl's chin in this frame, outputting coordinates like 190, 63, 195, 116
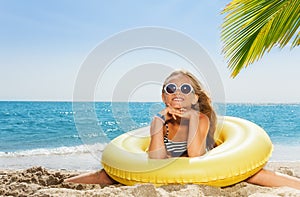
170, 103, 184, 109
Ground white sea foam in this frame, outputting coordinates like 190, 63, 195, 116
0, 143, 107, 158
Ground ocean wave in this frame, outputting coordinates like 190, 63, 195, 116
0, 143, 107, 158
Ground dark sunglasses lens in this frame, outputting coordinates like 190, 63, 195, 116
165, 84, 177, 94
181, 84, 192, 94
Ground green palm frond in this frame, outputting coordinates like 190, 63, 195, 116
221, 0, 300, 77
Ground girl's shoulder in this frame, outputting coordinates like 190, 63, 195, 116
199, 112, 209, 121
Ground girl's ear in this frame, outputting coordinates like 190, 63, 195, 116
192, 94, 199, 105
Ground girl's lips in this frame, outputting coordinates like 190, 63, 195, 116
172, 97, 184, 102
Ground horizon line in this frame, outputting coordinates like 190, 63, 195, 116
0, 100, 300, 105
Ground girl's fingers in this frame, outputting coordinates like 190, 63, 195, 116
165, 106, 188, 120
180, 108, 187, 112
166, 108, 175, 120
172, 114, 177, 120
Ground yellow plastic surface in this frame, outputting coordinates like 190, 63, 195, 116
101, 116, 273, 187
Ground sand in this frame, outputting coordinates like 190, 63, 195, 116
1, 162, 299, 197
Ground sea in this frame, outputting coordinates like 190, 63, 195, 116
0, 101, 300, 170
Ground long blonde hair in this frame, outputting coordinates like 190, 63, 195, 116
162, 70, 217, 150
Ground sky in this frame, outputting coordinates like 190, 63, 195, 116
0, 0, 299, 103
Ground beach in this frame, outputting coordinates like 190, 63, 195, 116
0, 162, 299, 197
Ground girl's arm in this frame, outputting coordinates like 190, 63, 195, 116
148, 116, 168, 159
187, 112, 209, 157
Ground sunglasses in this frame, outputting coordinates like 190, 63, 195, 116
164, 83, 194, 95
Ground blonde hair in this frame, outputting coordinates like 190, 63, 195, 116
162, 70, 217, 150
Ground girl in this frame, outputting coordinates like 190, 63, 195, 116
66, 70, 300, 190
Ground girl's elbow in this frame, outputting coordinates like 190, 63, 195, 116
188, 150, 205, 157
188, 153, 201, 157
148, 150, 167, 159
148, 154, 165, 159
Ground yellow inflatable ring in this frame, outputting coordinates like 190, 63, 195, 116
101, 116, 273, 187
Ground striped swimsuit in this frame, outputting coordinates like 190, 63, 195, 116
164, 137, 188, 157
155, 113, 188, 157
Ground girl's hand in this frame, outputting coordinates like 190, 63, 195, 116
160, 105, 199, 121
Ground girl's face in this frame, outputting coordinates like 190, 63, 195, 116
162, 74, 199, 109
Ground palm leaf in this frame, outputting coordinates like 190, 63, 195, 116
221, 0, 300, 77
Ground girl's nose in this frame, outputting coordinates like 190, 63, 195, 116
175, 89, 181, 95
